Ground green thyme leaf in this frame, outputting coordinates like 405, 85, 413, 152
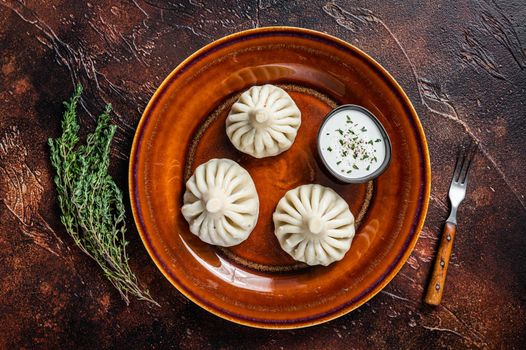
48, 85, 158, 307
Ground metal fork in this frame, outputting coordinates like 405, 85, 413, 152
425, 141, 477, 306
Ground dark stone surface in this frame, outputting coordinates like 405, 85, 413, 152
1, 0, 525, 348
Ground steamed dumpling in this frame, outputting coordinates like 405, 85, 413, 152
226, 84, 301, 158
181, 159, 259, 247
273, 184, 355, 266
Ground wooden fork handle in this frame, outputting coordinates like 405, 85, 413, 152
424, 222, 457, 306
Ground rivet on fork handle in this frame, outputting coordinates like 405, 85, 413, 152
425, 222, 457, 305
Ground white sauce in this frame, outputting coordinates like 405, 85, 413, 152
319, 108, 386, 180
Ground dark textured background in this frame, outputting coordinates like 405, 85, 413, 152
1, 0, 525, 349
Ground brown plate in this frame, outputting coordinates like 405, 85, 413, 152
129, 27, 430, 329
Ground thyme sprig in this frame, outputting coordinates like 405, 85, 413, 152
48, 85, 158, 306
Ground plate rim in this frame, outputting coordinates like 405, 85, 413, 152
129, 26, 431, 329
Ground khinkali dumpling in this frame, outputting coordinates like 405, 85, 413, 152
181, 159, 259, 247
226, 84, 301, 158
273, 184, 355, 266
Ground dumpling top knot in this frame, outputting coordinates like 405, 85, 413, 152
226, 84, 301, 158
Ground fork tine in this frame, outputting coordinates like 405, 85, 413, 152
452, 144, 469, 182
452, 148, 463, 182
454, 140, 472, 182
460, 142, 477, 184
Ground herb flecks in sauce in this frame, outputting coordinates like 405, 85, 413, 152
330, 114, 381, 172
319, 108, 387, 180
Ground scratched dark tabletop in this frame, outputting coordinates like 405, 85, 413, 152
1, 1, 525, 349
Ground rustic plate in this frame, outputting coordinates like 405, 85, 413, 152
129, 27, 430, 329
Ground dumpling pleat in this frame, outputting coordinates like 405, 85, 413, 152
214, 160, 227, 189
186, 180, 202, 199
223, 210, 248, 229
231, 102, 251, 113
277, 224, 303, 235
195, 167, 208, 194
181, 200, 203, 218
305, 243, 316, 265
228, 202, 257, 215
238, 92, 255, 107
325, 217, 354, 230
324, 236, 351, 250
274, 107, 300, 119
273, 116, 300, 126
266, 88, 282, 106
257, 84, 270, 108
266, 127, 292, 146
293, 240, 308, 260
207, 218, 222, 245
283, 233, 304, 248
269, 97, 290, 112
228, 112, 249, 122
222, 161, 239, 186
318, 189, 335, 217
227, 190, 252, 204
254, 132, 265, 155
214, 218, 228, 241
322, 201, 348, 221
320, 240, 341, 259
261, 131, 276, 151
240, 128, 256, 150
270, 124, 297, 135
299, 185, 313, 212
326, 228, 354, 238
314, 242, 328, 262
310, 185, 321, 213
278, 200, 303, 220
273, 212, 301, 226
224, 174, 244, 195
230, 124, 252, 144
197, 216, 211, 243
249, 86, 262, 106
221, 217, 247, 239
285, 193, 308, 217
205, 160, 217, 188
